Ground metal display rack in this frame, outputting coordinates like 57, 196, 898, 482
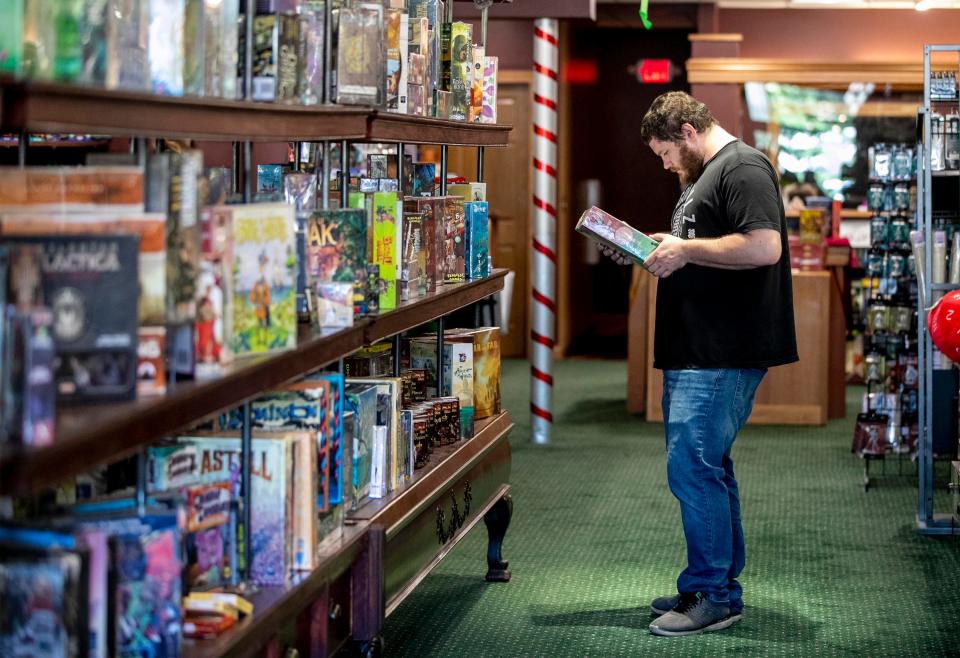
916, 44, 960, 535
0, 2, 516, 655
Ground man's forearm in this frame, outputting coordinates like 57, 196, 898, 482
682, 231, 779, 269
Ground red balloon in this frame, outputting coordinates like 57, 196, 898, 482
928, 290, 960, 363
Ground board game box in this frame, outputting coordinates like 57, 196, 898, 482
575, 206, 660, 269
229, 203, 297, 358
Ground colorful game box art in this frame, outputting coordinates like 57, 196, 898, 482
185, 481, 234, 589
409, 52, 426, 86
344, 383, 378, 507
229, 203, 297, 357
71, 511, 182, 658
385, 8, 403, 111
106, 0, 149, 91
335, 4, 383, 106
447, 327, 502, 419
407, 82, 425, 116
440, 196, 465, 283
464, 201, 489, 280
441, 21, 472, 121
575, 206, 660, 269
5, 235, 140, 403
403, 196, 438, 292
413, 163, 436, 197
315, 281, 354, 328
0, 550, 84, 658
229, 385, 331, 514
276, 13, 300, 103
401, 212, 424, 301
110, 519, 181, 657
0, 0, 23, 76
481, 56, 498, 124
444, 342, 474, 438
149, 437, 291, 586
373, 192, 399, 311
147, 0, 185, 95
469, 44, 485, 123
203, 0, 239, 98
195, 206, 233, 376
297, 0, 326, 105
307, 208, 368, 283
252, 14, 278, 101
307, 372, 345, 506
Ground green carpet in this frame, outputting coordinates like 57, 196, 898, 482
384, 359, 960, 657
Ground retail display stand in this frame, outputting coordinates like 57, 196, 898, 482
0, 6, 515, 657
916, 44, 960, 536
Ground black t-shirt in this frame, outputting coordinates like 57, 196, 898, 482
654, 140, 799, 370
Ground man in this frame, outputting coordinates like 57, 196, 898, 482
601, 92, 798, 636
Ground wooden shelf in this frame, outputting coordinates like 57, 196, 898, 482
0, 78, 512, 146
0, 138, 110, 149
0, 271, 508, 496
182, 523, 371, 658
349, 411, 513, 534
366, 111, 512, 146
0, 324, 367, 496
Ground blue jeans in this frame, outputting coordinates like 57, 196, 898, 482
661, 368, 765, 612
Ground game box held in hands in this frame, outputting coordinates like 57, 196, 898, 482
575, 206, 660, 268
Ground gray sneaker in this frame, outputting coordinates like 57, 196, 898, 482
651, 593, 743, 617
648, 592, 742, 637
650, 594, 680, 616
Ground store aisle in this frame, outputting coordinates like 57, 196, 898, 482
385, 360, 960, 657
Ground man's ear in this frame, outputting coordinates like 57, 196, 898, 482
680, 123, 698, 142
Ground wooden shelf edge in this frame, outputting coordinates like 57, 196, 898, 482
0, 271, 511, 496
366, 111, 513, 146
0, 78, 513, 145
348, 411, 513, 535
183, 523, 371, 658
0, 324, 369, 496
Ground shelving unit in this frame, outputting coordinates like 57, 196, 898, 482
916, 44, 960, 535
0, 16, 516, 652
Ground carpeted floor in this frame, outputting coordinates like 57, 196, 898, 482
384, 359, 960, 657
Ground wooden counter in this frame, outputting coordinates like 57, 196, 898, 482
627, 269, 846, 426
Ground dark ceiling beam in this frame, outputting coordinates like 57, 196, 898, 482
455, 0, 597, 20
594, 3, 699, 29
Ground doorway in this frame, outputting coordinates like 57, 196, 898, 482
564, 26, 692, 358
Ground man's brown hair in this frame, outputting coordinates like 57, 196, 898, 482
640, 92, 717, 144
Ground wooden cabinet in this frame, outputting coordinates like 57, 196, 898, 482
630, 269, 846, 426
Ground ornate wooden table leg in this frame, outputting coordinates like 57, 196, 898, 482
484, 494, 513, 582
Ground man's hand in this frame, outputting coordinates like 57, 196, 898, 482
597, 243, 632, 266
645, 233, 688, 278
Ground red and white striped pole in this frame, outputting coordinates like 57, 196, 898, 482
531, 18, 558, 445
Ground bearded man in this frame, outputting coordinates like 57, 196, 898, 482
602, 91, 798, 636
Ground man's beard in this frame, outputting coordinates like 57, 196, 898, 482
677, 143, 705, 187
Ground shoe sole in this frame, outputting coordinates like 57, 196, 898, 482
649, 613, 743, 637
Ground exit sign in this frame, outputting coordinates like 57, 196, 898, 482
633, 59, 672, 84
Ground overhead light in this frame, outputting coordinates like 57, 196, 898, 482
916, 0, 933, 10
